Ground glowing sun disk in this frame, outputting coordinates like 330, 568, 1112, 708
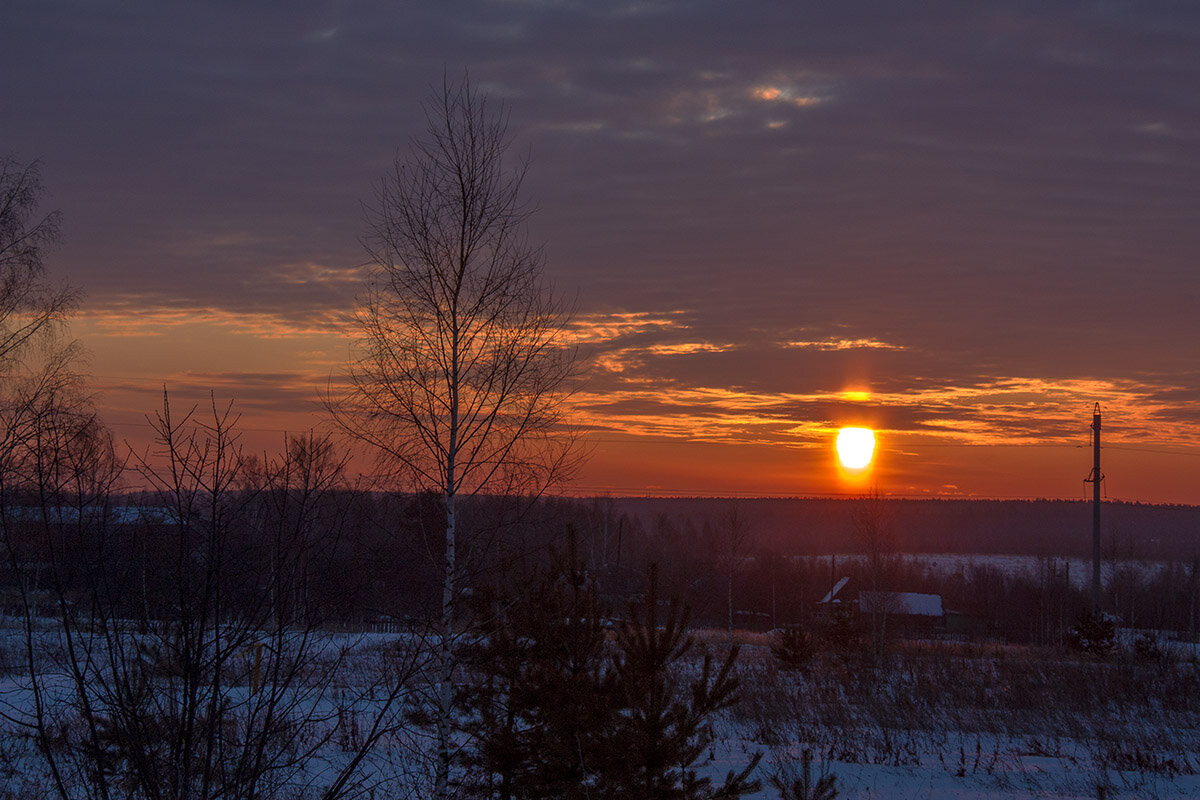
836, 427, 876, 470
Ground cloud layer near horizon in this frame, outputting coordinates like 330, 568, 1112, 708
5, 1, 1200, 500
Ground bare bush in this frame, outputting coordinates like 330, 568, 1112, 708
0, 394, 421, 800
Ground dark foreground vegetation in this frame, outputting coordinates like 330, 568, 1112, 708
9, 473, 1200, 648
735, 635, 1200, 798
0, 396, 771, 799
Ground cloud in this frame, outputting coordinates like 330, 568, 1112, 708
782, 338, 905, 351
303, 27, 340, 43
572, 356, 1200, 453
750, 84, 823, 107
566, 310, 689, 344
645, 342, 732, 355
7, 1, 1200, 499
77, 304, 346, 339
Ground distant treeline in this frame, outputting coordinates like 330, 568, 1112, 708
6, 491, 1199, 642
609, 497, 1200, 560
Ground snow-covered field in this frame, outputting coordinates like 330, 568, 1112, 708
723, 638, 1200, 799
818, 552, 1174, 592
3, 622, 1199, 799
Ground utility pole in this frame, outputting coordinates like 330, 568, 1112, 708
1085, 403, 1103, 611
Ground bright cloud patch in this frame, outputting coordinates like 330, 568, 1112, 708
571, 375, 1200, 453
78, 305, 345, 339
567, 310, 689, 344
750, 85, 822, 107
783, 338, 906, 351
645, 342, 732, 355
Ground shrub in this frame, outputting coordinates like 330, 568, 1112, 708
818, 604, 861, 653
770, 626, 816, 671
1068, 611, 1116, 657
770, 749, 837, 800
461, 553, 763, 799
1132, 633, 1164, 663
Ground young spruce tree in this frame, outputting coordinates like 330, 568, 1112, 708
457, 532, 615, 799
603, 564, 761, 799
461, 549, 760, 799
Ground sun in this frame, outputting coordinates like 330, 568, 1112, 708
836, 427, 876, 471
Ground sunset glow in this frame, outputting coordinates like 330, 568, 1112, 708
6, 4, 1199, 504
836, 427, 876, 471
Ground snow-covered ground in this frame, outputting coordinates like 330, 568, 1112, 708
710, 730, 1200, 799
3, 622, 1199, 799
818, 552, 1174, 592
720, 637, 1200, 800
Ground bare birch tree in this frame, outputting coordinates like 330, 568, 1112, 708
852, 489, 898, 658
329, 73, 579, 797
0, 155, 78, 369
721, 501, 755, 648
0, 155, 85, 518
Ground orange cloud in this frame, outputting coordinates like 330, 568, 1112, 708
645, 342, 732, 355
566, 310, 688, 344
77, 305, 345, 339
71, 298, 1200, 503
750, 84, 823, 107
783, 337, 905, 351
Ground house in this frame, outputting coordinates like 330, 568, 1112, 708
815, 577, 946, 639
858, 590, 945, 637
858, 590, 944, 618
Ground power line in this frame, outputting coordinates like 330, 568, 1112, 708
1105, 444, 1200, 458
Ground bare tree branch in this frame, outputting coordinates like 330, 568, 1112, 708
0, 156, 79, 369
327, 71, 582, 798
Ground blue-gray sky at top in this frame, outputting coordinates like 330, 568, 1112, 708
3, 1, 1199, 499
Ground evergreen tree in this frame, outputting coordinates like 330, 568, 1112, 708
458, 533, 615, 799
601, 564, 761, 799
770, 625, 816, 671
461, 555, 761, 799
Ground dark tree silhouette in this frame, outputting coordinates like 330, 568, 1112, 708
603, 565, 761, 799
457, 533, 615, 799
0, 155, 77, 367
460, 555, 761, 799
329, 73, 579, 797
0, 395, 418, 800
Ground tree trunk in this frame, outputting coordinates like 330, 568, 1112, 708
435, 489, 456, 798
727, 561, 734, 648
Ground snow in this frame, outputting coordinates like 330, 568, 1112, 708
813, 552, 1178, 593
821, 576, 851, 603
4, 621, 1200, 799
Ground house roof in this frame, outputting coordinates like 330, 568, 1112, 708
820, 576, 851, 603
859, 590, 944, 617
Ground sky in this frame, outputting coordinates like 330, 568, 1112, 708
4, 1, 1200, 502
